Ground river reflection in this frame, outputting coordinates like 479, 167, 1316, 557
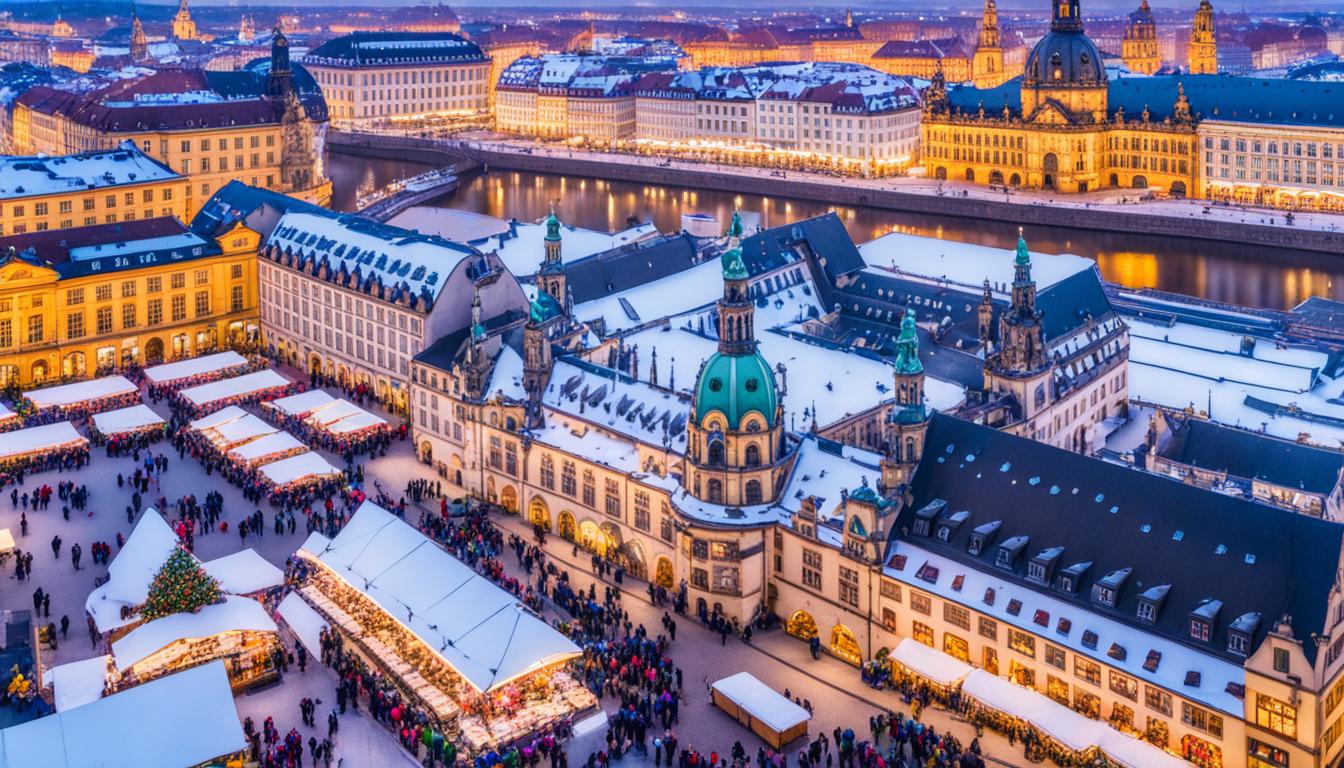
326, 152, 1341, 309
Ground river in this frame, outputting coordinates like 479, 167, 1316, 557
325, 151, 1341, 310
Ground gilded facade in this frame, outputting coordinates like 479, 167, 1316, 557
1123, 0, 1161, 75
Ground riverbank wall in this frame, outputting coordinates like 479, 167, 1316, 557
327, 132, 1344, 255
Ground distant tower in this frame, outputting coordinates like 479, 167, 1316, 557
1188, 0, 1218, 74
977, 279, 995, 348
239, 15, 255, 44
129, 6, 148, 63
171, 0, 199, 41
462, 287, 492, 399
1123, 0, 1160, 74
972, 0, 1006, 88
880, 309, 930, 493
984, 230, 1053, 420
267, 26, 293, 98
522, 299, 553, 429
845, 8, 854, 28
538, 208, 568, 310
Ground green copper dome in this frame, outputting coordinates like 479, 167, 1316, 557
728, 208, 744, 240
721, 246, 748, 281
545, 209, 561, 242
893, 308, 923, 376
694, 350, 779, 430
1015, 230, 1031, 266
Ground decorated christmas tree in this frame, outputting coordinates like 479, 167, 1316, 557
139, 546, 221, 621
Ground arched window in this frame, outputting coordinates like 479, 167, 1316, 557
905, 437, 917, 462
707, 479, 724, 503
745, 480, 763, 505
707, 438, 725, 466
744, 444, 761, 467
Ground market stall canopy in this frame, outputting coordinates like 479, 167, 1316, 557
91, 404, 166, 436
889, 637, 974, 688
0, 661, 244, 768
189, 404, 247, 432
227, 431, 304, 463
259, 450, 342, 486
267, 389, 337, 418
326, 410, 388, 435
143, 351, 248, 385
48, 655, 110, 712
24, 375, 137, 410
0, 421, 88, 460
302, 500, 581, 692
0, 402, 15, 423
1098, 730, 1192, 768
85, 510, 180, 632
277, 591, 328, 660
711, 672, 811, 733
207, 413, 277, 447
110, 597, 278, 673
203, 549, 284, 595
305, 399, 365, 427
0, 529, 14, 554
178, 369, 288, 408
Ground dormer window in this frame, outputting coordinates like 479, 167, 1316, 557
1189, 618, 1211, 642
1091, 567, 1132, 608
1138, 601, 1157, 622
1136, 584, 1171, 624
996, 535, 1029, 571
912, 500, 945, 538
936, 510, 970, 543
968, 520, 1001, 556
1227, 612, 1260, 657
1056, 562, 1091, 595
1027, 547, 1064, 585
1189, 600, 1221, 643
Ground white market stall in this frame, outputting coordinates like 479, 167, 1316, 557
889, 637, 974, 689
264, 389, 337, 419
960, 669, 1128, 764
0, 401, 18, 432
1098, 729, 1193, 768
305, 399, 365, 427
89, 404, 167, 443
110, 597, 281, 690
84, 510, 180, 635
296, 501, 594, 748
710, 672, 811, 748
0, 528, 14, 555
258, 450, 343, 489
48, 654, 111, 712
174, 369, 292, 413
23, 375, 139, 416
203, 549, 285, 595
326, 410, 388, 435
226, 430, 306, 466
277, 591, 329, 661
203, 413, 277, 449
142, 351, 250, 389
0, 660, 246, 768
0, 421, 89, 474
188, 404, 247, 432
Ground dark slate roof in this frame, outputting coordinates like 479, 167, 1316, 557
566, 233, 700, 305
1034, 267, 1114, 342
1162, 418, 1344, 494
740, 212, 865, 288
0, 217, 219, 279
947, 74, 1344, 128
900, 413, 1344, 664
304, 31, 487, 66
190, 180, 332, 239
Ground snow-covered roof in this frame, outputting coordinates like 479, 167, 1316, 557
0, 421, 87, 460
0, 143, 179, 201
478, 219, 659, 278
226, 430, 304, 463
886, 541, 1246, 716
300, 501, 582, 692
85, 510, 180, 633
386, 206, 512, 243
68, 232, 208, 263
858, 232, 1094, 294
177, 369, 288, 408
0, 661, 244, 768
49, 655, 110, 713
572, 258, 723, 335
266, 210, 478, 302
188, 404, 247, 432
90, 404, 165, 436
142, 350, 247, 385
0, 402, 14, 423
326, 410, 389, 435
202, 413, 276, 448
258, 451, 342, 486
486, 346, 526, 402
542, 359, 689, 454
111, 597, 277, 673
710, 672, 810, 733
202, 549, 285, 595
889, 637, 973, 688
265, 388, 337, 418
24, 375, 137, 410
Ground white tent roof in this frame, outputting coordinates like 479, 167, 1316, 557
259, 451, 342, 486
85, 510, 179, 632
0, 661, 245, 768
91, 404, 165, 436
305, 399, 364, 427
111, 597, 278, 673
266, 389, 337, 418
303, 501, 581, 692
890, 637, 974, 688
0, 402, 15, 422
226, 430, 304, 463
962, 670, 1112, 753
277, 591, 328, 660
206, 413, 276, 447
710, 672, 811, 733
0, 421, 87, 460
188, 404, 247, 432
24, 375, 137, 409
178, 369, 288, 407
326, 410, 388, 435
49, 655, 110, 712
202, 549, 284, 595
142, 351, 247, 384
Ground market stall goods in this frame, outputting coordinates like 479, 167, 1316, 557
710, 672, 810, 749
0, 402, 19, 433
258, 450, 343, 490
110, 597, 280, 691
22, 375, 140, 418
0, 421, 90, 478
172, 369, 296, 417
89, 404, 167, 445
142, 351, 259, 393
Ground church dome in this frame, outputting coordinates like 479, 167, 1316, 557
694, 351, 779, 431
1025, 29, 1105, 86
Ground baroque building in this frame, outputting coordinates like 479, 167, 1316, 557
171, 0, 199, 42
1189, 0, 1218, 75
1122, 0, 1161, 75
